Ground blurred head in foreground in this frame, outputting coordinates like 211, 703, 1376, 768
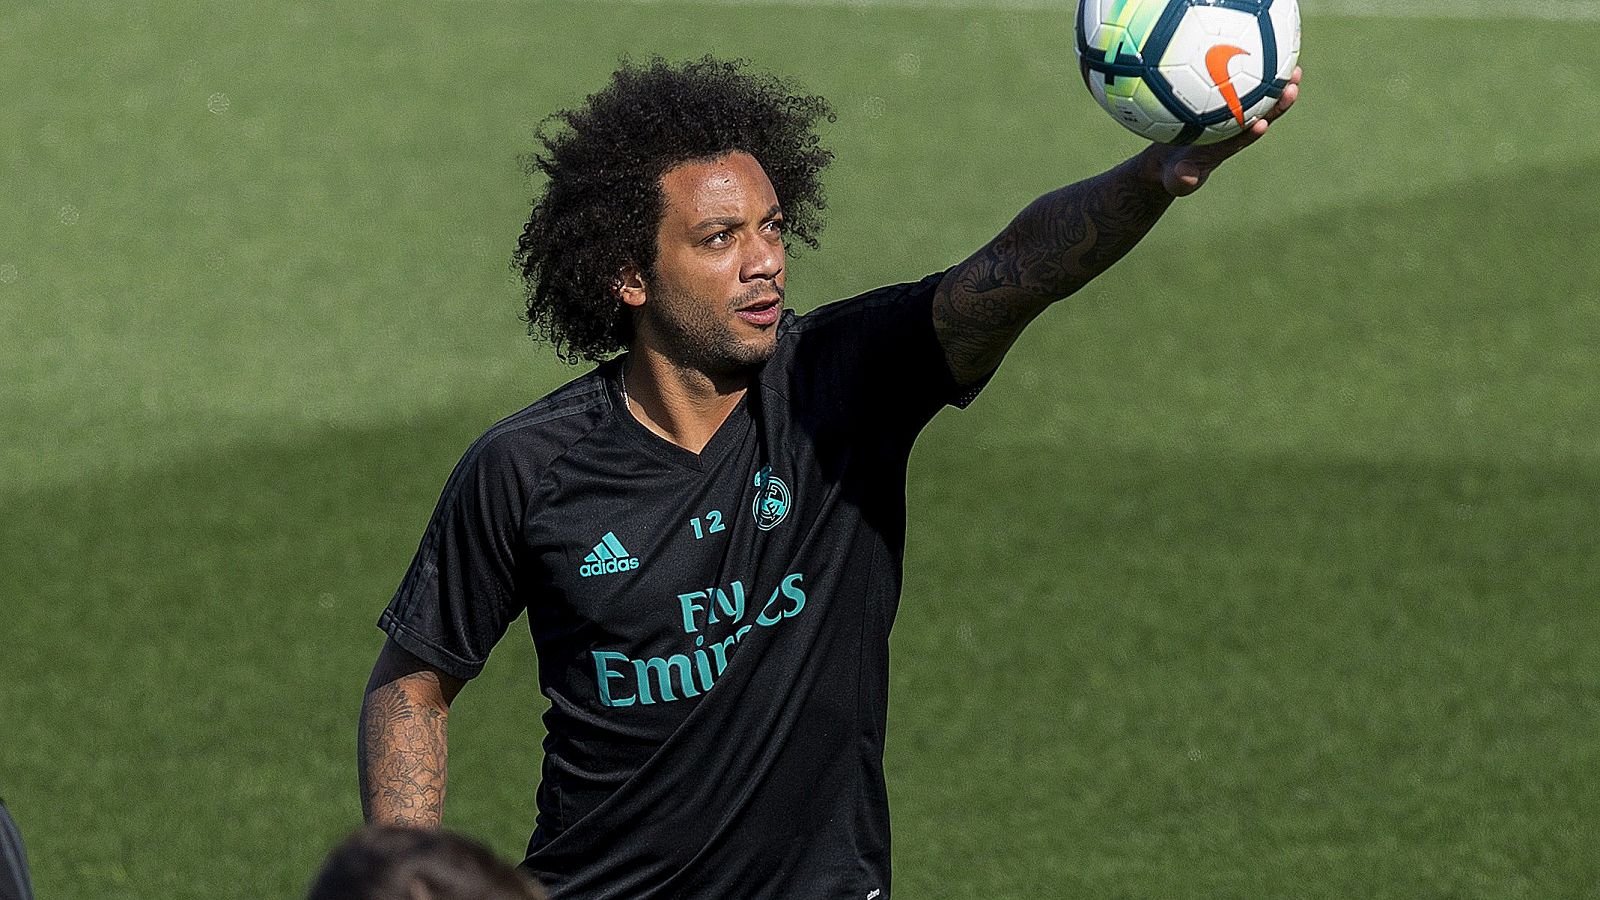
307, 826, 547, 900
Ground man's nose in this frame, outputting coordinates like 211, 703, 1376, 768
742, 236, 783, 282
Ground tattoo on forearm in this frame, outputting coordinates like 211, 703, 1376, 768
933, 156, 1173, 384
358, 676, 448, 827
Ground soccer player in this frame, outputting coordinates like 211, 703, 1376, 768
359, 57, 1300, 897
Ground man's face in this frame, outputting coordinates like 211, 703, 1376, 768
627, 151, 786, 376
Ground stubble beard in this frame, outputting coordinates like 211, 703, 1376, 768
640, 281, 782, 379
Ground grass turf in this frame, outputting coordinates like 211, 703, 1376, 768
2, 1, 1597, 896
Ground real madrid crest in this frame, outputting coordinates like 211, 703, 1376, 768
752, 466, 790, 532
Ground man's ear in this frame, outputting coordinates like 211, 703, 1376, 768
616, 264, 647, 309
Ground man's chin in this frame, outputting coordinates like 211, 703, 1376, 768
643, 311, 778, 380
714, 339, 777, 375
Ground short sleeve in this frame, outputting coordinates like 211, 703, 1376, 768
785, 269, 990, 440
377, 432, 530, 680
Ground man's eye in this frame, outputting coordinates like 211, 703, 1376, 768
765, 220, 786, 233
705, 231, 731, 246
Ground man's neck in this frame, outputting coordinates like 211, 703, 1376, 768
620, 348, 750, 455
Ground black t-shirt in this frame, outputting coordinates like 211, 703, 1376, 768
379, 271, 983, 899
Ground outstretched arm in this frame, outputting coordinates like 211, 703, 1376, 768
932, 69, 1302, 386
358, 638, 465, 827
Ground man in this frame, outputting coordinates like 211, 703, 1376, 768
359, 56, 1300, 897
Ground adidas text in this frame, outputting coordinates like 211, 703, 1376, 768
580, 557, 639, 577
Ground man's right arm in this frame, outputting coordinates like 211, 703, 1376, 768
358, 638, 466, 827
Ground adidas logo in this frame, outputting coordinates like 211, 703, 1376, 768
578, 531, 639, 578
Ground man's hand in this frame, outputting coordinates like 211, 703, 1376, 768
1147, 66, 1303, 197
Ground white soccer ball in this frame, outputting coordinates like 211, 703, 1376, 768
1075, 0, 1301, 145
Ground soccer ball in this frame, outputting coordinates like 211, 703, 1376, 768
1076, 0, 1301, 145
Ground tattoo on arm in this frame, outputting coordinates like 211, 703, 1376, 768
358, 673, 449, 827
933, 152, 1174, 385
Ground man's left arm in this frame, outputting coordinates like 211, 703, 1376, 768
932, 69, 1301, 386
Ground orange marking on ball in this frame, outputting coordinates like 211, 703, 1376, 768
1205, 44, 1250, 127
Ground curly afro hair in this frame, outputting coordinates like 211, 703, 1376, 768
512, 56, 836, 364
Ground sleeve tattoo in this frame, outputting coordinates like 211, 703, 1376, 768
358, 675, 449, 827
932, 153, 1174, 386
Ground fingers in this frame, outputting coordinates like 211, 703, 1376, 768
1203, 113, 1270, 159
1261, 86, 1295, 122
1227, 117, 1270, 153
1262, 66, 1303, 123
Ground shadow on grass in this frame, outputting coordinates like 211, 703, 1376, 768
2, 402, 1597, 897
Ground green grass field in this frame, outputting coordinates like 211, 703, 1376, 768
4, 1, 1599, 896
